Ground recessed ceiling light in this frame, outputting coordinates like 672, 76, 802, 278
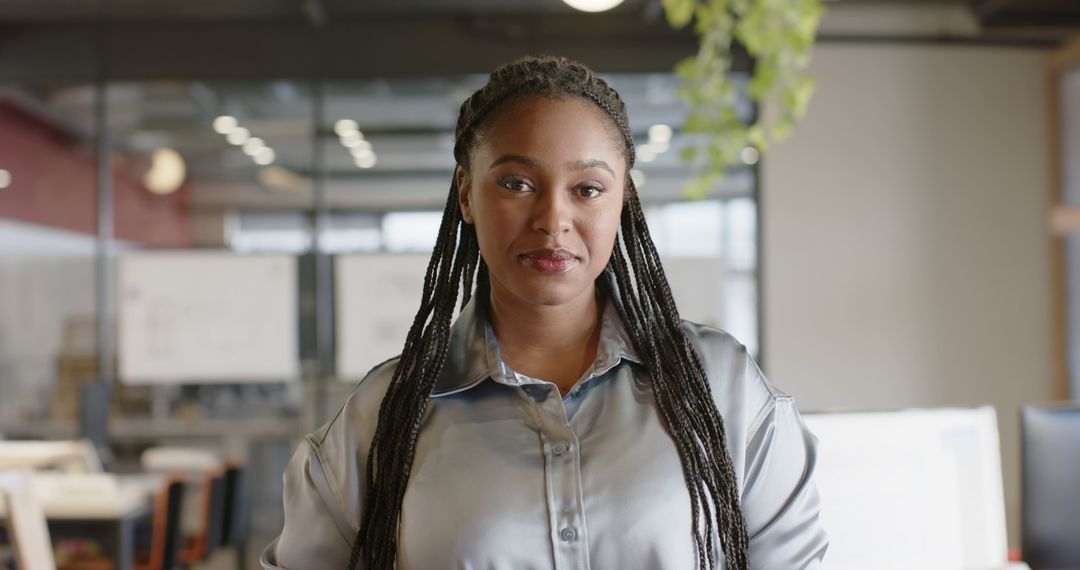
213, 115, 238, 134
561, 0, 625, 12
349, 140, 373, 154
648, 124, 673, 143
334, 119, 359, 137
254, 147, 276, 165
242, 137, 265, 156
355, 152, 377, 169
226, 127, 250, 146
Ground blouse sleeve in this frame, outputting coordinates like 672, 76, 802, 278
741, 394, 829, 569
261, 437, 357, 569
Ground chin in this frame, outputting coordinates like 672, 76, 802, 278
500, 271, 597, 308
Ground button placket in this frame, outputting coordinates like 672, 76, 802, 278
535, 385, 589, 569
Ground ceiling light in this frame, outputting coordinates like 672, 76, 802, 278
254, 147, 276, 165
629, 168, 646, 188
334, 119, 359, 137
143, 148, 186, 195
740, 146, 760, 165
349, 141, 374, 155
648, 124, 673, 143
242, 137, 266, 156
226, 127, 250, 146
343, 137, 372, 150
637, 146, 657, 163
213, 115, 238, 134
340, 130, 364, 144
355, 152, 377, 169
0, 169, 11, 189
561, 0, 625, 12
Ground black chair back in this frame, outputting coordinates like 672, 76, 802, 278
1022, 404, 1080, 570
161, 478, 186, 570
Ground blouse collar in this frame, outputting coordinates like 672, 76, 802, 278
430, 275, 642, 398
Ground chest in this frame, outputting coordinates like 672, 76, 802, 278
397, 368, 709, 570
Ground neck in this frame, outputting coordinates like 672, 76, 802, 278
486, 283, 603, 394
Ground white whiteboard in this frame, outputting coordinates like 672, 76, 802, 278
335, 254, 429, 381
803, 407, 1008, 570
118, 252, 298, 384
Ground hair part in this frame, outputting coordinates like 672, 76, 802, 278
351, 54, 749, 570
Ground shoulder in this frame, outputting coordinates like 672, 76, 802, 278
678, 320, 786, 433
303, 356, 402, 533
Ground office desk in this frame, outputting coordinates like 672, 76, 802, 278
1, 477, 154, 570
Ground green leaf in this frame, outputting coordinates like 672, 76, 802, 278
662, 0, 697, 28
667, 0, 824, 196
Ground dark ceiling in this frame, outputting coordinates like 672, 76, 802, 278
0, 0, 1074, 81
0, 0, 1076, 27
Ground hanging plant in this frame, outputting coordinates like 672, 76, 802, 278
661, 0, 825, 198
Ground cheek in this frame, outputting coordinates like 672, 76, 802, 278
583, 207, 623, 261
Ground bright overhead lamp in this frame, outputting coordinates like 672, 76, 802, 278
355, 152, 377, 169
143, 148, 186, 195
0, 169, 11, 189
213, 115, 238, 134
561, 0, 622, 12
348, 140, 373, 153
637, 145, 657, 163
254, 147, 276, 165
226, 127, 250, 146
343, 137, 372, 150
242, 137, 265, 156
648, 124, 673, 143
340, 130, 364, 144
561, 0, 625, 12
334, 119, 359, 137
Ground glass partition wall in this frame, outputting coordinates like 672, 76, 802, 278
0, 71, 761, 565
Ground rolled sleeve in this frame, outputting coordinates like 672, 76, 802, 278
742, 396, 829, 569
262, 438, 356, 569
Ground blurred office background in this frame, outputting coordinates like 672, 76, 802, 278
0, 0, 1078, 569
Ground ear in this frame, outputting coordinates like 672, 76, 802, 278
456, 165, 474, 224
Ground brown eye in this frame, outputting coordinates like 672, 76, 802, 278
578, 185, 604, 199
500, 177, 533, 193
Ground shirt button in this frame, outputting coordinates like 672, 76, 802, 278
560, 527, 578, 542
552, 442, 569, 456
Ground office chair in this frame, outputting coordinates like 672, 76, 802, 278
1021, 403, 1080, 570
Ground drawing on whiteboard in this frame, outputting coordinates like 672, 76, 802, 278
119, 252, 299, 384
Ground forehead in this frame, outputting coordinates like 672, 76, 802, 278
471, 96, 627, 166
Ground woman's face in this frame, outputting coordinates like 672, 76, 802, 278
457, 96, 627, 309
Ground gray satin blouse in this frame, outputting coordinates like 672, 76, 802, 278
263, 293, 828, 569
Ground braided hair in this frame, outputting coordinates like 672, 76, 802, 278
350, 55, 750, 570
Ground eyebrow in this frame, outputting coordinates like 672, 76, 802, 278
489, 154, 540, 170
568, 158, 615, 177
488, 154, 615, 177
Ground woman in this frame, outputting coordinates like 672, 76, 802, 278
263, 55, 828, 570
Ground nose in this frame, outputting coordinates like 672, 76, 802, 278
531, 188, 571, 237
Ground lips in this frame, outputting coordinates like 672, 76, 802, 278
520, 248, 578, 274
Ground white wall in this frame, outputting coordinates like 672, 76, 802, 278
762, 43, 1053, 548
0, 219, 96, 423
